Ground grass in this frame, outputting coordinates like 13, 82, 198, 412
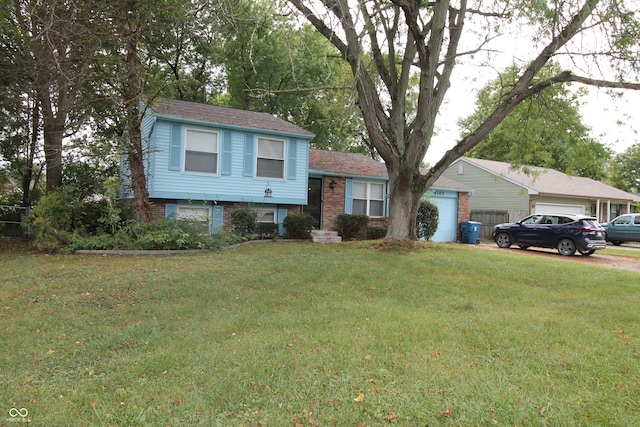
601, 245, 640, 259
1, 240, 639, 426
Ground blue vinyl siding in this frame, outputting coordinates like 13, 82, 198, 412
147, 120, 310, 205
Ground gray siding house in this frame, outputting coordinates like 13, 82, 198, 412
442, 157, 640, 237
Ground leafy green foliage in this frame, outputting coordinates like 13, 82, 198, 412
283, 213, 314, 239
609, 143, 640, 193
335, 214, 370, 240
417, 200, 439, 241
220, 2, 365, 152
366, 226, 387, 240
459, 63, 611, 180
230, 206, 258, 237
256, 222, 280, 239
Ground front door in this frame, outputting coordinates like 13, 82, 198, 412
304, 178, 323, 229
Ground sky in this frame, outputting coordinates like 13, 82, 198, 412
424, 13, 640, 166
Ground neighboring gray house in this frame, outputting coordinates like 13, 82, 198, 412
442, 157, 640, 237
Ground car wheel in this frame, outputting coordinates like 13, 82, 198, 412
518, 245, 529, 250
495, 232, 512, 248
612, 240, 623, 246
557, 238, 576, 256
579, 249, 595, 256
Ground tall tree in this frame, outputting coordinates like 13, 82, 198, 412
460, 64, 611, 181
288, 0, 640, 239
220, 0, 365, 151
609, 144, 640, 194
4, 0, 98, 193
94, 0, 194, 222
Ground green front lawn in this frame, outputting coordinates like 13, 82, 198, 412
1, 241, 639, 426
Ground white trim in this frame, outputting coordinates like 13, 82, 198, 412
256, 136, 286, 179
183, 127, 220, 175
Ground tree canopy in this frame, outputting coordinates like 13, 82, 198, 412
609, 143, 640, 194
288, 0, 640, 239
459, 64, 612, 181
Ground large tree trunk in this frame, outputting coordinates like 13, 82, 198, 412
385, 158, 430, 240
123, 0, 154, 223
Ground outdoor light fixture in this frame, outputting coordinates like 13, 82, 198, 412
329, 179, 337, 190
264, 187, 273, 198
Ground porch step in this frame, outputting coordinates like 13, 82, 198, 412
311, 230, 342, 243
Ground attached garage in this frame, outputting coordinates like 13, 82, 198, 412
430, 189, 459, 242
533, 202, 585, 215
423, 177, 473, 243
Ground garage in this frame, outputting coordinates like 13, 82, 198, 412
533, 202, 585, 215
429, 189, 459, 242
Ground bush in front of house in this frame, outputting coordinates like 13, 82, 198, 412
367, 226, 387, 240
283, 213, 314, 239
417, 199, 439, 240
230, 206, 257, 237
256, 222, 280, 239
336, 214, 370, 240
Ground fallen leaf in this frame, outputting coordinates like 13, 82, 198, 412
24, 377, 34, 384
440, 408, 451, 417
386, 411, 399, 421
540, 406, 547, 415
354, 393, 365, 402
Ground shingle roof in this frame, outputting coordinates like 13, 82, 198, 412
462, 157, 640, 202
309, 149, 387, 178
310, 149, 471, 190
146, 97, 314, 136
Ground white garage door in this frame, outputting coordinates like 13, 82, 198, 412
429, 192, 458, 242
534, 203, 585, 215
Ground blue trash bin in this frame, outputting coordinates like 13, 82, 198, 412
460, 221, 481, 244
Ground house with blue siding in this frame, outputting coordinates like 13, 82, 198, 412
120, 97, 471, 241
120, 97, 314, 233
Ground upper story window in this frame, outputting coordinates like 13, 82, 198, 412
257, 137, 285, 179
353, 181, 385, 217
184, 129, 218, 174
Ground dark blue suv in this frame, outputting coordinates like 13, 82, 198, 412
492, 214, 607, 256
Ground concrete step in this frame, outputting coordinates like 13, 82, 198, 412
311, 230, 342, 243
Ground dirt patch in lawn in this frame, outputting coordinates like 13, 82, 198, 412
473, 242, 640, 273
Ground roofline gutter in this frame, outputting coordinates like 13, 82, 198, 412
153, 113, 315, 140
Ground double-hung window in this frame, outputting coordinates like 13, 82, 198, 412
256, 208, 277, 223
177, 206, 211, 233
353, 182, 385, 217
184, 129, 218, 174
257, 137, 285, 178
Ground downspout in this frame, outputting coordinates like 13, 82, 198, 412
596, 199, 600, 221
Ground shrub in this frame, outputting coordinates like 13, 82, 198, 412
417, 200, 439, 240
335, 214, 370, 240
367, 226, 387, 240
231, 206, 257, 237
256, 222, 280, 239
28, 191, 74, 251
283, 214, 314, 239
67, 219, 246, 251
